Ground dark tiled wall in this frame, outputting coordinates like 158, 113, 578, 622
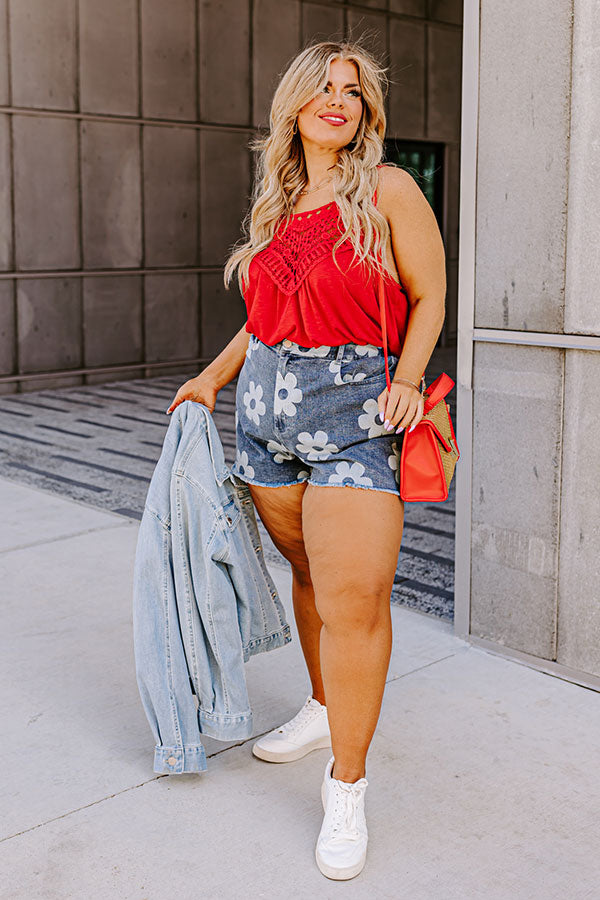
0, 0, 462, 392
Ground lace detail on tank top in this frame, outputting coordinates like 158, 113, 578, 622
252, 201, 345, 295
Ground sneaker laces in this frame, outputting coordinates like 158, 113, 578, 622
276, 698, 320, 736
327, 781, 366, 843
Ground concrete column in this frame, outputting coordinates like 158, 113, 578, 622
470, 343, 563, 659
556, 0, 600, 677
475, 0, 571, 333
466, 0, 600, 681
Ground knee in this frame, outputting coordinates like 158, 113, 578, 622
315, 579, 391, 634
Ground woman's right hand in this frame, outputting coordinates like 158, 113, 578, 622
166, 371, 220, 415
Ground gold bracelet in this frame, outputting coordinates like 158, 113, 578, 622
392, 376, 421, 392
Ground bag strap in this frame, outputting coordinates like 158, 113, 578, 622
377, 267, 426, 395
373, 172, 396, 395
377, 267, 454, 409
422, 372, 455, 412
377, 268, 393, 393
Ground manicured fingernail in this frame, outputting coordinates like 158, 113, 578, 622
409, 424, 416, 432
396, 426, 404, 433
384, 419, 390, 429
379, 412, 384, 422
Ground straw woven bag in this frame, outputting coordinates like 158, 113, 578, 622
377, 271, 460, 502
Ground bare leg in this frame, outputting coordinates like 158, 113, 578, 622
301, 484, 404, 783
247, 482, 325, 704
290, 566, 326, 705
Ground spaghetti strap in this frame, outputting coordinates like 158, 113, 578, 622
373, 162, 385, 205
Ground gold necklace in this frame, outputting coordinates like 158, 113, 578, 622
299, 177, 333, 196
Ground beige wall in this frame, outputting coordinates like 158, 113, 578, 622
0, 0, 462, 392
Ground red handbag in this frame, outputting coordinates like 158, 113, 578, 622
377, 271, 460, 502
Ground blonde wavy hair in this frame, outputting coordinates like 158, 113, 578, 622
223, 39, 396, 294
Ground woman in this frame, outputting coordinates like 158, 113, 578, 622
166, 40, 446, 880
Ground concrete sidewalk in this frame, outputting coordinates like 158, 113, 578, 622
1, 476, 599, 900
0, 364, 457, 621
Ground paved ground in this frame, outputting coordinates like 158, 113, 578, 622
0, 347, 457, 620
1, 477, 599, 899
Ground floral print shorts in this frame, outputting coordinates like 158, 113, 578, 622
229, 333, 405, 495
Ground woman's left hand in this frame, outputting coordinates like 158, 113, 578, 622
376, 382, 425, 434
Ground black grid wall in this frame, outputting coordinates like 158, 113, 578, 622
0, 0, 462, 393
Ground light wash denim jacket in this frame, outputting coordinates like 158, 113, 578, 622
132, 400, 291, 774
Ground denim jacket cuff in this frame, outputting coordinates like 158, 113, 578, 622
199, 708, 253, 741
242, 624, 292, 662
154, 744, 208, 775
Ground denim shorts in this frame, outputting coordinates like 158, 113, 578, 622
229, 334, 405, 495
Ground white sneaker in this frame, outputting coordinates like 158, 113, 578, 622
315, 755, 369, 880
251, 695, 331, 762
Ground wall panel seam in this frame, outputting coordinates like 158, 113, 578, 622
0, 267, 225, 279
0, 357, 218, 384
0, 106, 258, 133
473, 329, 600, 350
453, 0, 480, 638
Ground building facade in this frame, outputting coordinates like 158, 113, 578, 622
3, 2, 596, 688
0, 0, 462, 391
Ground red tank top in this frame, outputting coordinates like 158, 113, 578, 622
241, 183, 410, 356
